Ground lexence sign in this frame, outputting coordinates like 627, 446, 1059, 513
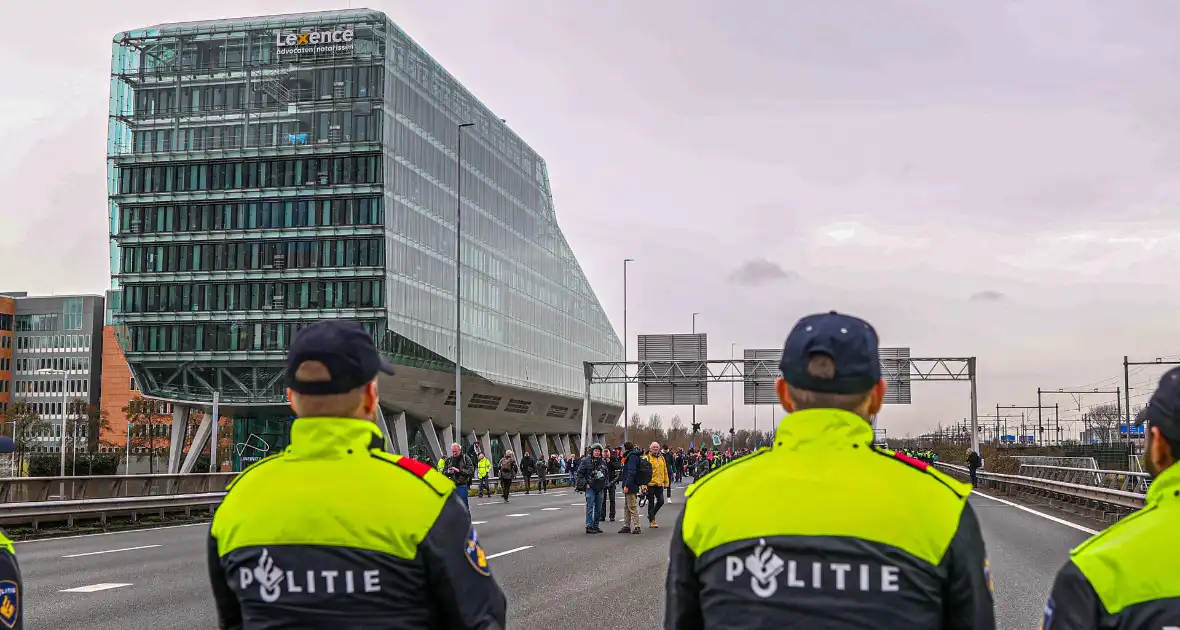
275, 27, 355, 55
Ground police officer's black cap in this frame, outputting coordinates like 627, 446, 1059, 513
1134, 366, 1180, 443
780, 310, 881, 394
285, 320, 396, 395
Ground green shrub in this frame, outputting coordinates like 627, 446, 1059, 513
27, 453, 122, 477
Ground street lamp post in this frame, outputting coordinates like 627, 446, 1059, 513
691, 312, 700, 446
623, 258, 634, 442
125, 419, 132, 475
35, 368, 68, 497
454, 121, 475, 441
730, 342, 736, 454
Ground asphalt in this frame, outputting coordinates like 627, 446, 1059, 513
14, 482, 1094, 629
969, 490, 1095, 630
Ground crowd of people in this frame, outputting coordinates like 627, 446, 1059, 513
417, 439, 761, 530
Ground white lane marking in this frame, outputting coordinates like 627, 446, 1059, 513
472, 521, 488, 525
15, 522, 208, 545
486, 546, 532, 560
569, 503, 582, 506
62, 544, 161, 558
541, 507, 561, 511
506, 513, 529, 517
972, 490, 1099, 535
60, 583, 133, 593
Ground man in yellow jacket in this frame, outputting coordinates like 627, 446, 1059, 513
646, 442, 671, 528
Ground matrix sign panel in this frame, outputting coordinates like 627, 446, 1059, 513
880, 347, 912, 405
637, 333, 708, 405
743, 348, 782, 405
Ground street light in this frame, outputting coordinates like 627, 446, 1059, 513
691, 313, 701, 446
730, 342, 736, 454
623, 258, 634, 442
454, 121, 475, 441
453, 118, 506, 444
35, 368, 68, 497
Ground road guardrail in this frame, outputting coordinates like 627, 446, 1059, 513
936, 463, 1146, 520
0, 469, 580, 504
0, 472, 238, 503
0, 493, 226, 529
0, 474, 573, 530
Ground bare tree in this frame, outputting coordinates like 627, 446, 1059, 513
649, 413, 663, 433
1082, 403, 1122, 444
124, 395, 170, 474
6, 402, 49, 475
630, 412, 643, 431
667, 415, 687, 444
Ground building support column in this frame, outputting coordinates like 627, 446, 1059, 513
179, 412, 213, 474
375, 407, 395, 454
421, 418, 444, 461
440, 424, 454, 451
167, 405, 190, 474
528, 434, 544, 458
572, 433, 584, 456
557, 435, 571, 456
391, 411, 410, 456
510, 433, 524, 460
480, 431, 493, 459
499, 432, 513, 458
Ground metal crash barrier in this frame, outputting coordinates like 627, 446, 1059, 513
936, 463, 1146, 522
0, 473, 239, 503
0, 472, 572, 531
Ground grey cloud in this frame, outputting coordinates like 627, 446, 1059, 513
969, 290, 1006, 302
730, 259, 795, 286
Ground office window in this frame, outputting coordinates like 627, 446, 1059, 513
63, 298, 83, 330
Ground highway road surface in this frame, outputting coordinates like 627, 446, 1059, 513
16, 483, 1095, 629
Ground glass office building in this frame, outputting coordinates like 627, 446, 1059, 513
107, 9, 623, 450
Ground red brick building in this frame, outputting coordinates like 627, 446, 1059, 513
0, 296, 14, 423
99, 325, 136, 449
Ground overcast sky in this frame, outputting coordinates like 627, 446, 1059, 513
3, 0, 1180, 437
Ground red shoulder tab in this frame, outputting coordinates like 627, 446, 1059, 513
891, 450, 930, 472
394, 456, 432, 478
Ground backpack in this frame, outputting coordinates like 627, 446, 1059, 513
500, 460, 514, 478
635, 456, 653, 486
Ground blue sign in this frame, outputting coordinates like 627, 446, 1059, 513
1118, 425, 1145, 436
287, 132, 309, 145
1000, 435, 1016, 442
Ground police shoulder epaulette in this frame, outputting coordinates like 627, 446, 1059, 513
684, 448, 771, 499
371, 453, 452, 496
871, 447, 969, 499
225, 451, 286, 492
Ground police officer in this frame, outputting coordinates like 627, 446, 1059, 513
1039, 367, 1180, 629
665, 311, 995, 629
0, 437, 23, 630
207, 320, 507, 629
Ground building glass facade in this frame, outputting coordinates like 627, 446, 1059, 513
9, 295, 105, 452
108, 9, 621, 410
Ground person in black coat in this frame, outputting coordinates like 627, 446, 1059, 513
599, 447, 622, 523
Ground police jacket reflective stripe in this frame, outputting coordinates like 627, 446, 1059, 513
0, 530, 22, 630
665, 409, 996, 630
1041, 462, 1180, 629
207, 417, 507, 630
